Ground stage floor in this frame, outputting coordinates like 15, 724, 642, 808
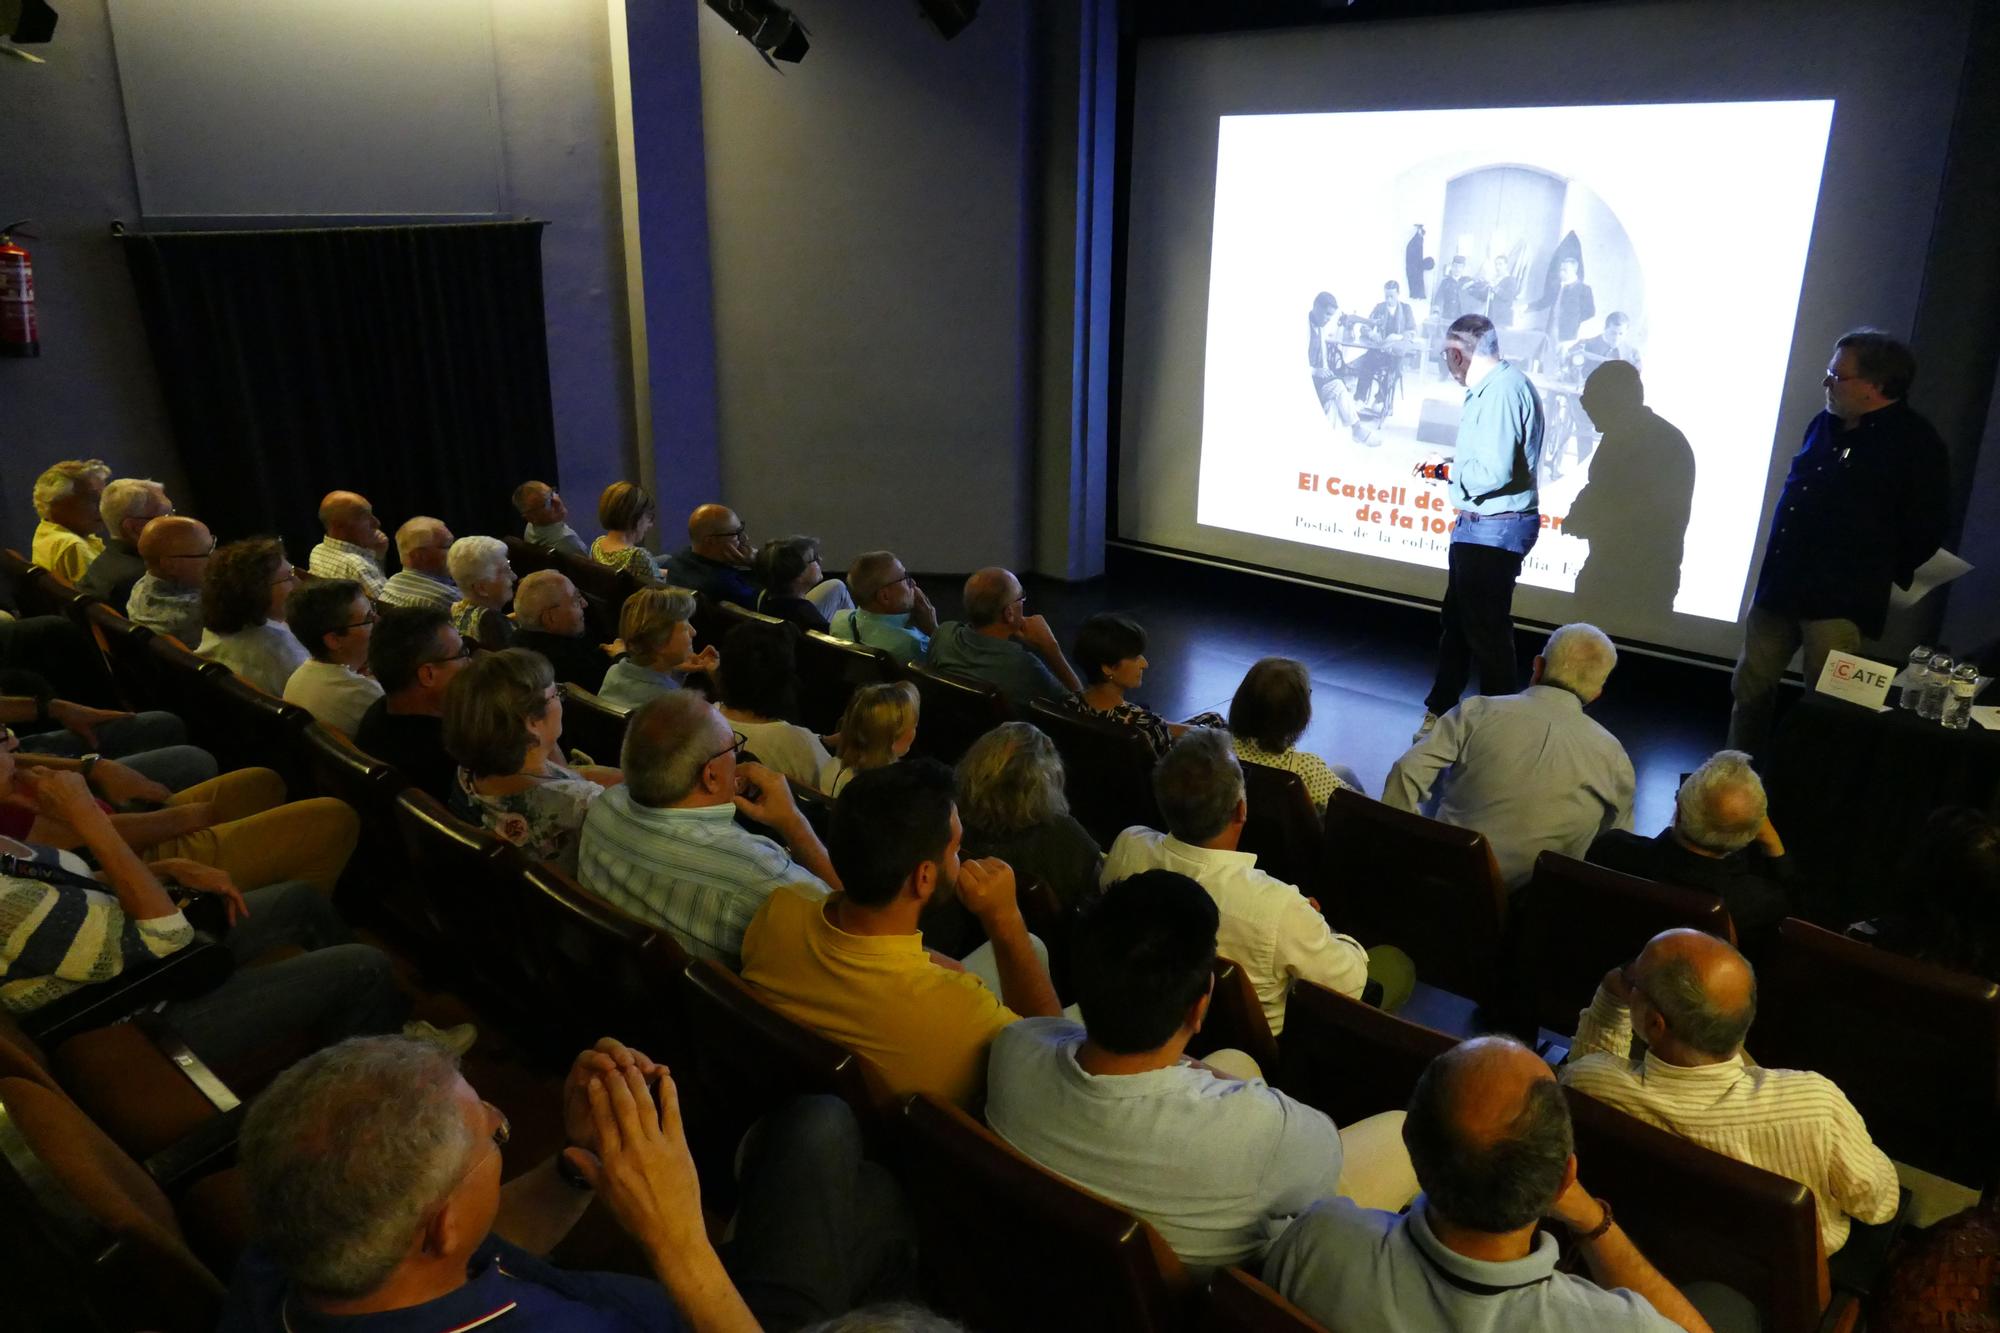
922, 546, 1734, 837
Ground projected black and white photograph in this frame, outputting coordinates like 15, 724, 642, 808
1199, 100, 1834, 625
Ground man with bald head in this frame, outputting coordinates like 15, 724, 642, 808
308, 490, 389, 597
926, 567, 1080, 711
1385, 623, 1634, 889
1269, 1035, 1722, 1332
512, 570, 610, 692
1563, 928, 1898, 1255
830, 550, 937, 665
378, 517, 458, 612
126, 514, 214, 646
664, 502, 758, 607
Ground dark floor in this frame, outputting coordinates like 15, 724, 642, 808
920, 545, 1737, 836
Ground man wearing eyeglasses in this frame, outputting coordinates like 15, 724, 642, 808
512, 479, 589, 560
665, 502, 759, 608
926, 567, 1082, 711
80, 477, 174, 607
1729, 329, 1950, 757
355, 607, 472, 800
125, 514, 214, 647
379, 517, 460, 612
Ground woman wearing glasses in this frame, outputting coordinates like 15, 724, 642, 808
197, 537, 309, 697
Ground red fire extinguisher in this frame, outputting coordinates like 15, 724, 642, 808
1, 221, 40, 358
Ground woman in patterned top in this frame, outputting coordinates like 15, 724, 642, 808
443, 648, 620, 873
590, 480, 667, 587
446, 535, 517, 652
1227, 656, 1361, 814
1059, 612, 1221, 755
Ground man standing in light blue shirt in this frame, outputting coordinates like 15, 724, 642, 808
1419, 314, 1546, 740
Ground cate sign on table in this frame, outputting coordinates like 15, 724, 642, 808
1814, 650, 1897, 711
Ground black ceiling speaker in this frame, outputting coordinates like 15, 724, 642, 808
916, 0, 978, 39
703, 0, 809, 67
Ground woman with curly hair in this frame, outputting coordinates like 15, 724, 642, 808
196, 536, 308, 696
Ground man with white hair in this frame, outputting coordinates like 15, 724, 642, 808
512, 479, 589, 559
308, 490, 390, 597
1386, 624, 1634, 889
29, 458, 111, 586
80, 477, 173, 605
1588, 751, 1796, 960
513, 569, 611, 692
378, 516, 458, 611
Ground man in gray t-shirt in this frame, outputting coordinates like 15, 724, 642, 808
925, 567, 1079, 711
984, 869, 1416, 1272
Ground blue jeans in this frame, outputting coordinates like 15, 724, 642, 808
163, 881, 407, 1070
20, 711, 218, 792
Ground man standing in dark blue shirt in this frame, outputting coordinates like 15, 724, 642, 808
1729, 329, 1950, 756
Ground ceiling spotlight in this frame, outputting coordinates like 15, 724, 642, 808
916, 0, 978, 39
703, 0, 809, 67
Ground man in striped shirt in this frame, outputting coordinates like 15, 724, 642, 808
307, 490, 390, 597
1561, 928, 1898, 1253
377, 516, 459, 611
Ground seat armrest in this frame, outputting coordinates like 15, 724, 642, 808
134, 1011, 242, 1113
19, 935, 234, 1046
144, 1104, 243, 1194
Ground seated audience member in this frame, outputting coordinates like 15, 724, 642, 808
987, 870, 1418, 1271
30, 458, 110, 586
599, 587, 716, 710
0, 612, 126, 709
1562, 928, 1898, 1255
1589, 750, 1795, 960
80, 476, 172, 605
830, 550, 937, 665
717, 622, 830, 789
820, 681, 919, 798
1268, 1036, 1726, 1333
666, 502, 757, 606
512, 569, 611, 693
307, 490, 390, 597
0, 764, 416, 1071
1104, 729, 1372, 1034
955, 721, 1101, 913
223, 1036, 761, 1333
755, 535, 834, 632
1385, 623, 1635, 890
447, 535, 517, 652
1060, 611, 1219, 753
512, 478, 589, 558
444, 649, 616, 874
741, 760, 1061, 1108
355, 606, 471, 800
927, 568, 1081, 710
3, 694, 217, 794
579, 690, 837, 966
1849, 806, 2000, 979
283, 578, 385, 737
197, 537, 309, 697
590, 480, 667, 587
1227, 657, 1361, 814
379, 516, 459, 611
125, 514, 213, 645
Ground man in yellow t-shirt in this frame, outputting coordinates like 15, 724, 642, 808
740, 759, 1062, 1109
30, 459, 111, 587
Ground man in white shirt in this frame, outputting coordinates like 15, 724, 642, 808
986, 868, 1416, 1273
513, 479, 589, 559
307, 490, 390, 597
126, 515, 213, 646
282, 578, 384, 736
378, 517, 459, 612
1385, 623, 1634, 889
1102, 729, 1371, 1035
1561, 928, 1899, 1254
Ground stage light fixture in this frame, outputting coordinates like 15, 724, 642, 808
916, 0, 978, 39
703, 0, 809, 67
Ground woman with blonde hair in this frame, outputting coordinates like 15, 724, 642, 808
597, 586, 716, 710
446, 535, 517, 651
590, 481, 667, 587
817, 680, 919, 796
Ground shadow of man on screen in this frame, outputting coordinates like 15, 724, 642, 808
1568, 360, 1696, 625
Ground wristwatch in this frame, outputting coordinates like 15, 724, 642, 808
79, 753, 102, 789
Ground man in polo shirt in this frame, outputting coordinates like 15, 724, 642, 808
1416, 313, 1545, 743
1268, 1036, 1726, 1333
80, 476, 173, 606
925, 567, 1081, 711
514, 479, 590, 559
378, 517, 459, 612
830, 550, 938, 665
577, 690, 838, 968
740, 760, 1062, 1109
308, 490, 391, 597
986, 869, 1417, 1272
30, 458, 110, 587
125, 514, 213, 646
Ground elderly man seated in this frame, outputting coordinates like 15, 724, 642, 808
80, 476, 173, 605
125, 514, 213, 646
354, 606, 470, 799
577, 690, 838, 968
307, 490, 390, 597
986, 868, 1417, 1273
378, 516, 459, 612
665, 502, 759, 606
926, 567, 1080, 710
30, 458, 110, 587
1385, 623, 1635, 889
830, 550, 938, 665
512, 479, 589, 558
513, 569, 611, 692
1102, 729, 1378, 1035
1588, 751, 1797, 960
1561, 928, 1899, 1256
1269, 1036, 1738, 1332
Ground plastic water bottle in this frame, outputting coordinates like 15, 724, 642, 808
1941, 662, 1978, 730
1901, 645, 1934, 710
1918, 653, 1954, 720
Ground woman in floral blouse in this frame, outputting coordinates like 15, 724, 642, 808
1226, 656, 1361, 814
590, 481, 668, 587
1058, 612, 1221, 755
